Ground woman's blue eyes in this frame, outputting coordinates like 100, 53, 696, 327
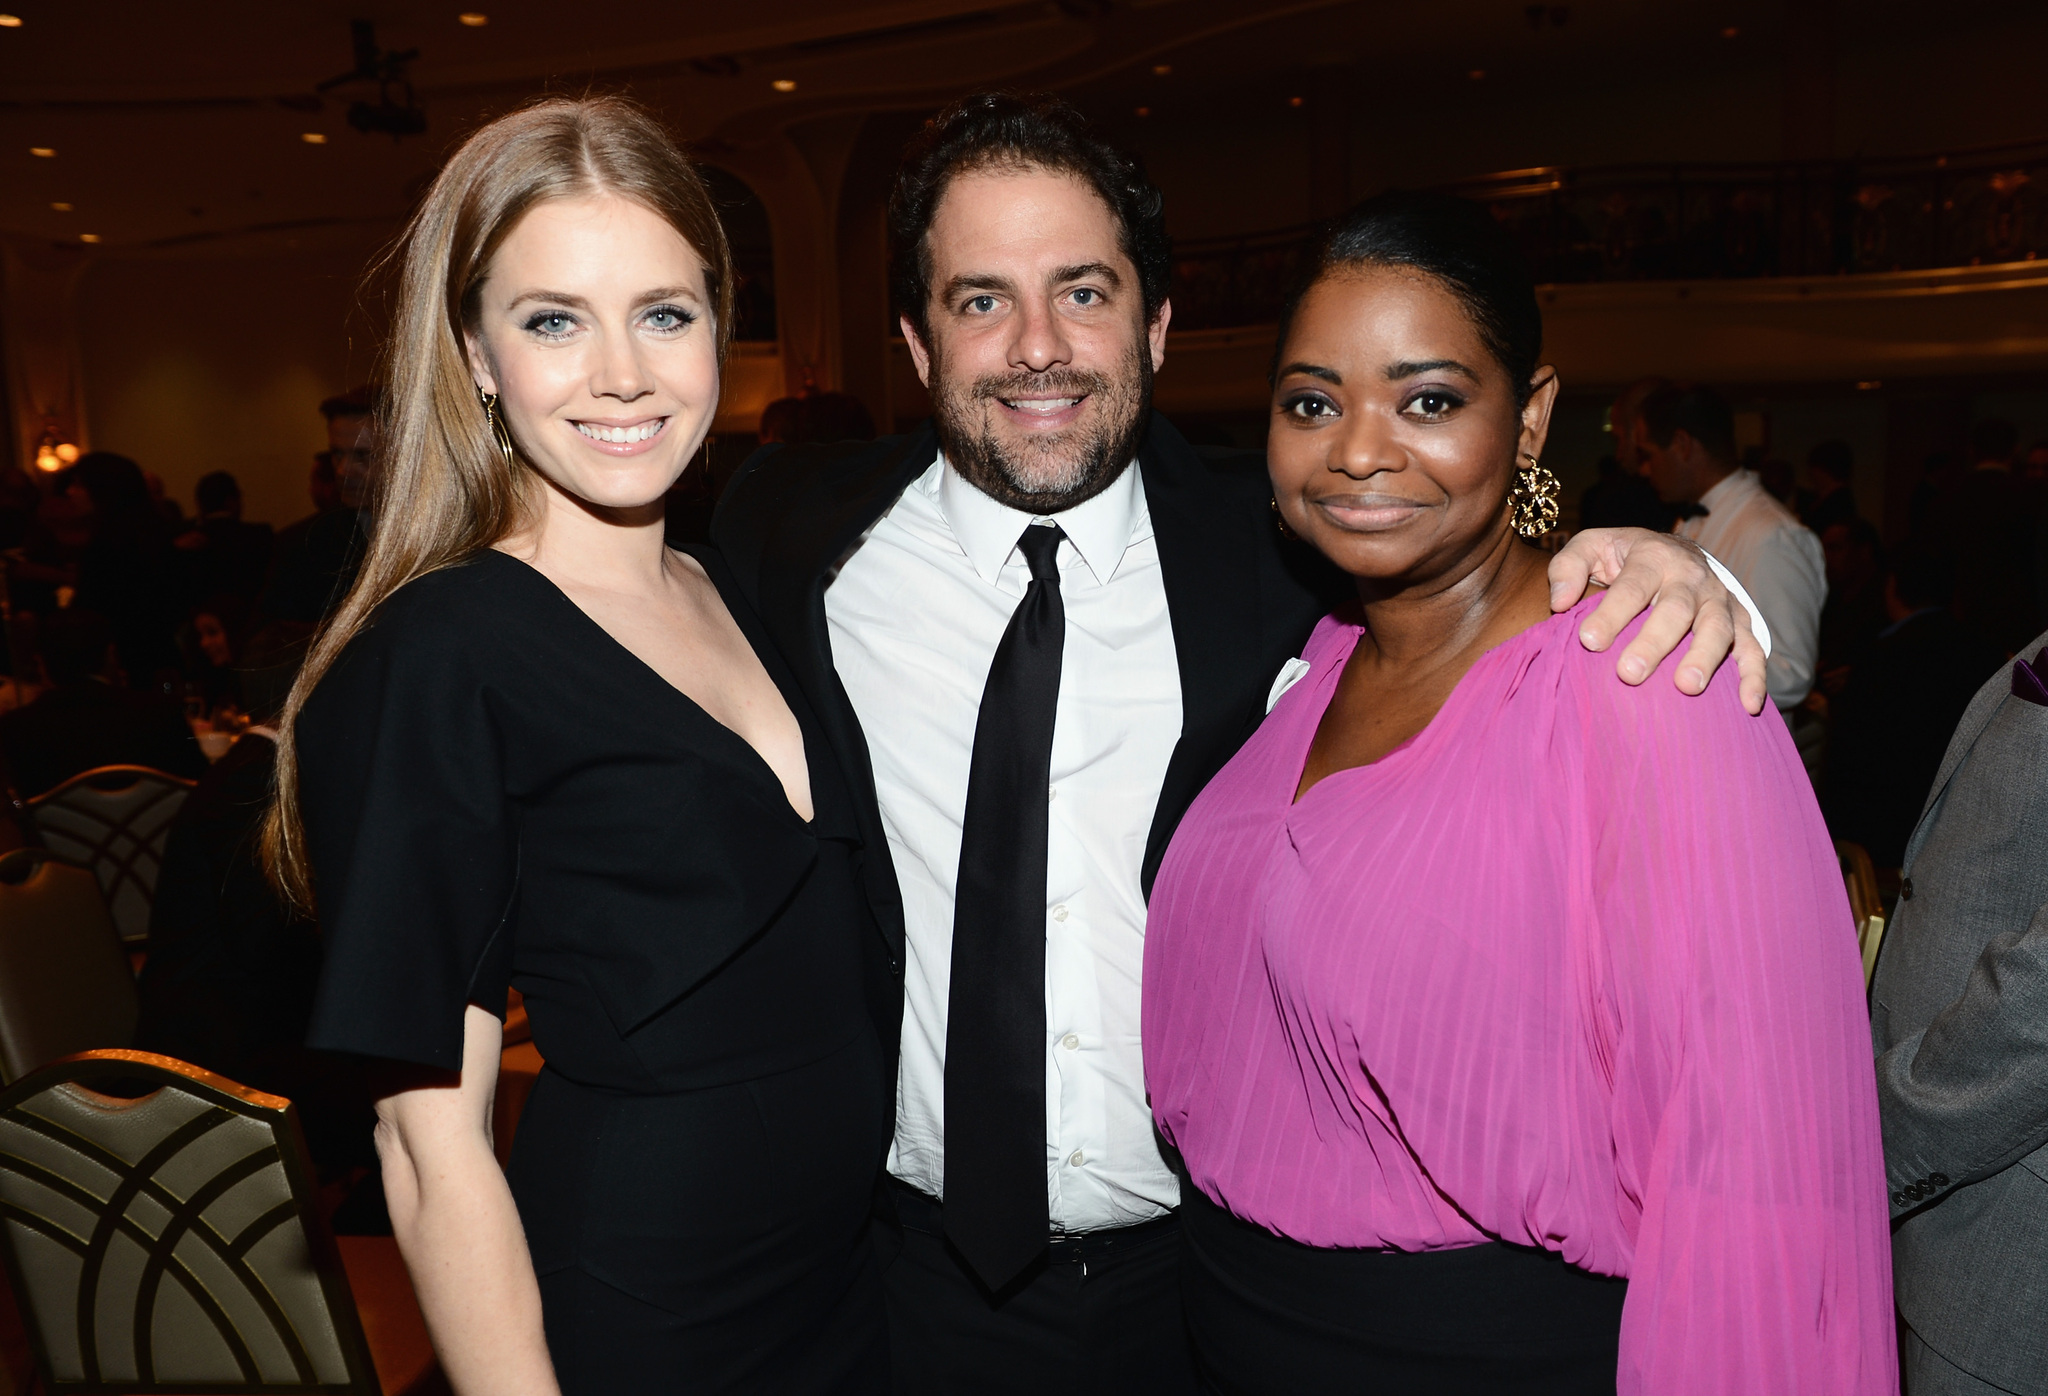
522, 305, 696, 339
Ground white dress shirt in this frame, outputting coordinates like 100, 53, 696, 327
1678, 468, 1824, 710
824, 456, 1182, 1232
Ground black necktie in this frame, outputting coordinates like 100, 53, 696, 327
944, 521, 1065, 1291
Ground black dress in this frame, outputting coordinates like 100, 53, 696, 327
297, 546, 889, 1393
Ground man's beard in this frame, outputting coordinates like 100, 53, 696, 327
930, 341, 1153, 514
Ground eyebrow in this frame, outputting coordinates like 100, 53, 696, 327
1052, 261, 1122, 288
1387, 358, 1479, 382
506, 285, 699, 312
1277, 362, 1341, 384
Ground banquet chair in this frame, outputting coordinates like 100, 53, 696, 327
0, 1050, 386, 1394
25, 767, 197, 948
0, 851, 136, 1087
1835, 840, 1887, 989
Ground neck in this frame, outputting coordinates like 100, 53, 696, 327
1690, 460, 1737, 501
1352, 524, 1550, 672
497, 479, 672, 594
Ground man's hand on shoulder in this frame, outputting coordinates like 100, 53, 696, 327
1547, 528, 1770, 716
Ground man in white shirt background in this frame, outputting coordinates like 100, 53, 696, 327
1636, 382, 1826, 767
713, 92, 1768, 1393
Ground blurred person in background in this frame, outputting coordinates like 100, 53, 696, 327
144, 469, 186, 528
2023, 438, 2048, 483
0, 606, 204, 798
261, 388, 379, 623
1576, 452, 1669, 531
1816, 517, 1888, 694
759, 394, 806, 445
1802, 438, 1858, 535
183, 594, 249, 716
1932, 417, 2042, 656
1757, 456, 1803, 512
1822, 548, 2004, 870
72, 450, 183, 683
176, 470, 274, 604
761, 391, 880, 447
1636, 383, 1825, 722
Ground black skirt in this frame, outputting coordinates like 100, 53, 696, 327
1180, 1183, 1626, 1395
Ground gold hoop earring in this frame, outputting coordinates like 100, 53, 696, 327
1510, 452, 1561, 538
1271, 495, 1297, 540
477, 387, 517, 470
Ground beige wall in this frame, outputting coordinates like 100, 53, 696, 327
76, 246, 386, 528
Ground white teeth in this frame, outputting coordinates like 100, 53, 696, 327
576, 419, 665, 443
1004, 397, 1081, 414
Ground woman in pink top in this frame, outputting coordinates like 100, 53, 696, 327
1142, 193, 1895, 1395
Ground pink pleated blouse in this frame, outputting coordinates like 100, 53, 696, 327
1144, 601, 1896, 1394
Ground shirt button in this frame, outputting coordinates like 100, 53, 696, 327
1068, 1150, 1085, 1167
1901, 877, 1915, 900
1052, 905, 1069, 923
1048, 785, 1058, 801
1062, 1034, 1079, 1050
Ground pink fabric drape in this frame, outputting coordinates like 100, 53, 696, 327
1144, 601, 1896, 1393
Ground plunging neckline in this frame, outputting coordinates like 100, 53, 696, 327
481, 546, 817, 828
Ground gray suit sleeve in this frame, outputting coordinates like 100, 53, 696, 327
1877, 896, 2048, 1217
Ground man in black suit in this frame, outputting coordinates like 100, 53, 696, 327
712, 93, 1765, 1393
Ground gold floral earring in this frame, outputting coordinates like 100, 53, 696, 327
477, 386, 517, 469
1271, 496, 1297, 540
1510, 452, 1561, 538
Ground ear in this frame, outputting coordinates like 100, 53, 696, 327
1147, 297, 1172, 374
463, 330, 499, 397
1518, 367, 1561, 464
900, 315, 932, 388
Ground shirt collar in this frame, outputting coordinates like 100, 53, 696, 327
931, 453, 1144, 588
1696, 467, 1756, 513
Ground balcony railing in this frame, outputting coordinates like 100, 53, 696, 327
1166, 136, 2048, 331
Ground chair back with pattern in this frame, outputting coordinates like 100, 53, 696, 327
0, 1050, 380, 1394
27, 768, 196, 948
1835, 839, 1887, 989
0, 850, 137, 1086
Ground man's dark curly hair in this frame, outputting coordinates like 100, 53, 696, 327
888, 92, 1172, 344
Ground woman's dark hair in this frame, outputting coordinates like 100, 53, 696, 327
1274, 191, 1544, 406
71, 452, 155, 523
888, 92, 1171, 342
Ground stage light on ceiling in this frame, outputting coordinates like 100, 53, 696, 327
1151, 63, 1172, 76
79, 234, 100, 243
50, 201, 71, 212
302, 132, 329, 144
771, 78, 797, 92
29, 147, 54, 158
458, 11, 488, 24
0, 15, 21, 27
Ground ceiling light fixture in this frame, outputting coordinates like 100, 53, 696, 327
29, 147, 54, 158
458, 11, 487, 24
79, 234, 100, 243
1151, 63, 1172, 76
50, 201, 71, 211
771, 78, 797, 92
301, 132, 328, 144
0, 15, 21, 27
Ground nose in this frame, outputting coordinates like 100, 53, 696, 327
1006, 294, 1073, 375
590, 325, 655, 403
1325, 406, 1405, 481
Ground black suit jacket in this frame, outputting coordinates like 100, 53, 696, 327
710, 411, 1341, 1059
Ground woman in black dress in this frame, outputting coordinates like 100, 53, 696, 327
265, 97, 889, 1393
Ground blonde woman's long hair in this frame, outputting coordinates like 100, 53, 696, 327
263, 94, 736, 911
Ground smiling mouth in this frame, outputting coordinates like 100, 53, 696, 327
997, 394, 1086, 416
574, 417, 668, 444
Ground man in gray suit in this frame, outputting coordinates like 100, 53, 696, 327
1874, 630, 2048, 1395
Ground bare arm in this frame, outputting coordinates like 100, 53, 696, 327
377, 1004, 560, 1396
1548, 527, 1772, 716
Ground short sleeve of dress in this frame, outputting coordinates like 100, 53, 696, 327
297, 577, 517, 1072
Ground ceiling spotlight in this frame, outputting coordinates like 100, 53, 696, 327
771, 78, 797, 92
1151, 63, 1172, 76
50, 201, 71, 211
1288, 95, 1304, 107
458, 11, 487, 24
1721, 25, 1740, 38
301, 132, 328, 144
79, 233, 100, 243
29, 146, 54, 158
0, 15, 21, 26
1468, 68, 1487, 80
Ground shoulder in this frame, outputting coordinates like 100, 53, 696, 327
306, 554, 536, 718
1538, 597, 1772, 760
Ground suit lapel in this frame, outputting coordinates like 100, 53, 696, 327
1140, 414, 1265, 890
1903, 630, 2046, 868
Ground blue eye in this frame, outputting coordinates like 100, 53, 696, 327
966, 294, 997, 314
525, 311, 577, 339
643, 304, 696, 333
1071, 288, 1100, 306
